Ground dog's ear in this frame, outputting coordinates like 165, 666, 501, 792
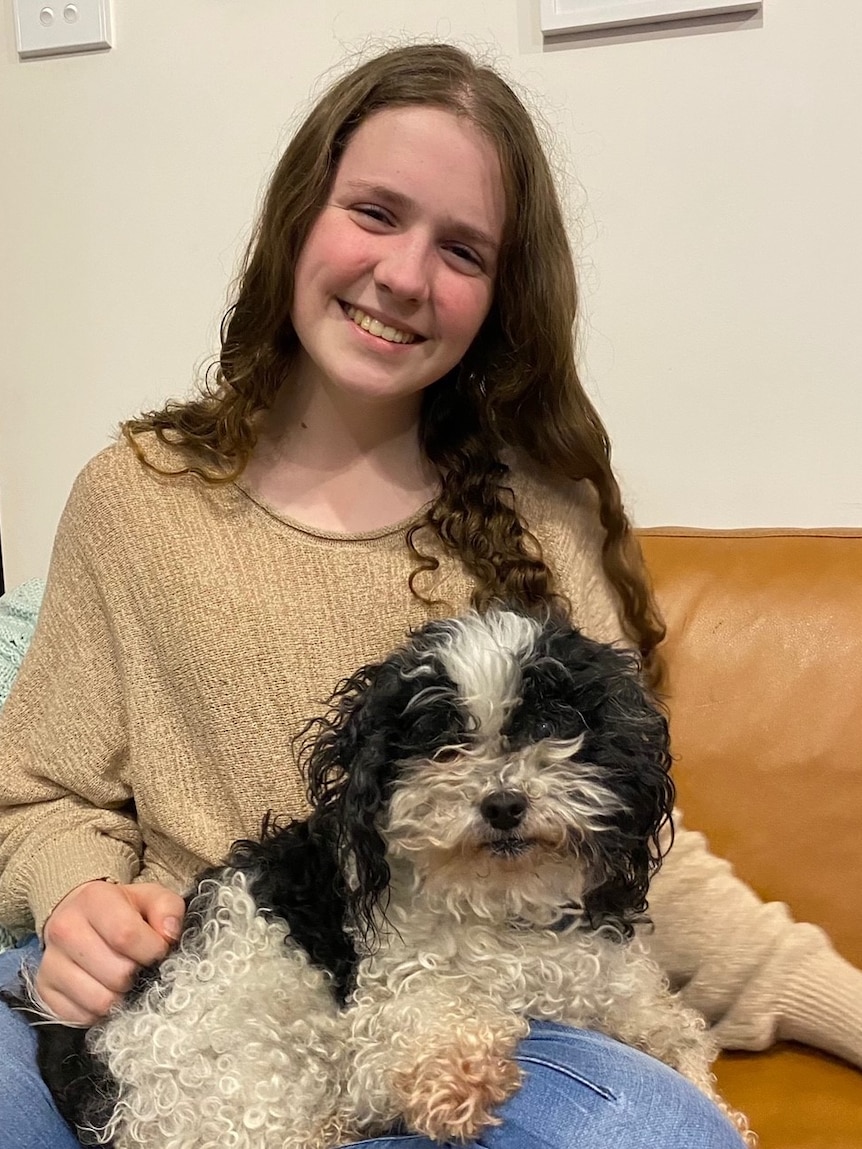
300, 659, 412, 942
537, 627, 674, 937
578, 648, 674, 937
299, 628, 467, 942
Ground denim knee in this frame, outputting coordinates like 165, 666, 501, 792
342, 1022, 746, 1149
491, 1021, 745, 1149
0, 939, 81, 1149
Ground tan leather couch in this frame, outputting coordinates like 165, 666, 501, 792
639, 528, 862, 1149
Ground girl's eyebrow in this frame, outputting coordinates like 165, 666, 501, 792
341, 179, 500, 254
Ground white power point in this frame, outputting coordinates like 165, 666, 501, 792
14, 0, 113, 59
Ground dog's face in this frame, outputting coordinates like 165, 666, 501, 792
305, 609, 673, 936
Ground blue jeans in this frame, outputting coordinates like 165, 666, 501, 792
1, 936, 745, 1148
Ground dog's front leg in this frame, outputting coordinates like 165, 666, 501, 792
89, 870, 348, 1149
392, 1009, 527, 1143
348, 981, 528, 1144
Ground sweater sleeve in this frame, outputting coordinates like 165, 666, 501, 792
537, 475, 862, 1069
0, 463, 142, 935
643, 817, 862, 1068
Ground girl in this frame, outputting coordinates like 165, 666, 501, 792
1, 43, 859, 1149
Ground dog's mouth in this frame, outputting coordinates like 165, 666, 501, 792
485, 835, 536, 858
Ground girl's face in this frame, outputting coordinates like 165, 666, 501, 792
290, 105, 506, 409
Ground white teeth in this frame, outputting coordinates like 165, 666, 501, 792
344, 305, 417, 344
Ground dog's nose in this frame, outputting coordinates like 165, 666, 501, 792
480, 791, 528, 830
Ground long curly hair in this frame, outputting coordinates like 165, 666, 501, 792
122, 43, 666, 685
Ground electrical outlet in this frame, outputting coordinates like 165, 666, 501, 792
14, 0, 113, 59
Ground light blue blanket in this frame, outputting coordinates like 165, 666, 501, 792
0, 578, 44, 710
0, 578, 45, 951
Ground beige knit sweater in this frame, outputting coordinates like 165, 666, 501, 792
1, 436, 860, 1068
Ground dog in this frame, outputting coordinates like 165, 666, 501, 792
7, 607, 751, 1147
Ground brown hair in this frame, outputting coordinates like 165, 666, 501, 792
124, 43, 665, 684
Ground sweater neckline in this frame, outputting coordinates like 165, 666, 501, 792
232, 480, 433, 542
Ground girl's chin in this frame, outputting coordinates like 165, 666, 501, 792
321, 371, 441, 407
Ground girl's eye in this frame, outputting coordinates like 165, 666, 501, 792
446, 244, 482, 269
352, 204, 392, 225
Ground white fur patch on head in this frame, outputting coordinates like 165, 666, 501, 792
428, 611, 543, 739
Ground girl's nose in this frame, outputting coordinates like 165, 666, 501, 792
373, 231, 432, 304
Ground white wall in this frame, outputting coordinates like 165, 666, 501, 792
1, 0, 860, 586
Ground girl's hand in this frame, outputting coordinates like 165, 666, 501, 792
35, 879, 185, 1025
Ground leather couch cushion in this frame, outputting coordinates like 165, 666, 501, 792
639, 529, 862, 1146
639, 529, 862, 968
715, 1047, 862, 1149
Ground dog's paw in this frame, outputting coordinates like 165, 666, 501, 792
392, 1032, 522, 1143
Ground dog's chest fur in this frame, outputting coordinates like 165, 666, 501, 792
354, 870, 652, 1031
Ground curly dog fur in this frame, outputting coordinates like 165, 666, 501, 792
9, 608, 752, 1147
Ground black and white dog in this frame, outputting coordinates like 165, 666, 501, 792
9, 608, 749, 1147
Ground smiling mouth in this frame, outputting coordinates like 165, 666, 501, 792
342, 303, 420, 345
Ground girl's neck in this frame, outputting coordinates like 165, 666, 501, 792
242, 379, 440, 534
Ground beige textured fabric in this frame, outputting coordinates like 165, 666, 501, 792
0, 435, 860, 1069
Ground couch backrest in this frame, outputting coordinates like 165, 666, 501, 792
638, 528, 862, 968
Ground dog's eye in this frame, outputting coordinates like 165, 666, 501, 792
535, 720, 554, 740
434, 746, 462, 764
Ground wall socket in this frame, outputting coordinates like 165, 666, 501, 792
14, 0, 113, 59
